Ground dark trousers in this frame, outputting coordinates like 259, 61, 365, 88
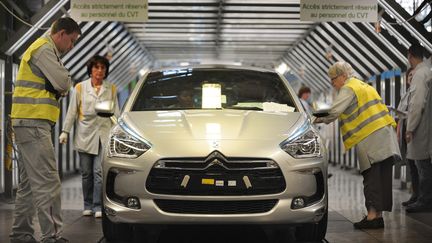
415, 158, 432, 205
362, 157, 394, 212
406, 159, 419, 198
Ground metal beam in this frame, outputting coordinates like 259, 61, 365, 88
296, 43, 332, 90
1, 0, 69, 56
345, 22, 396, 68
282, 56, 323, 92
360, 22, 407, 67
215, 0, 225, 58
314, 26, 371, 78
378, 0, 432, 53
290, 48, 329, 91
72, 25, 127, 80
62, 22, 101, 63
322, 22, 380, 74
71, 30, 134, 78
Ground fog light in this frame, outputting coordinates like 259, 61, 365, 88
126, 196, 141, 209
314, 207, 326, 221
105, 206, 116, 216
292, 197, 305, 209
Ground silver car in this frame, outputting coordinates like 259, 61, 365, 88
101, 65, 328, 242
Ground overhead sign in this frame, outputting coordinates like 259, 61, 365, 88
300, 0, 378, 22
71, 0, 148, 22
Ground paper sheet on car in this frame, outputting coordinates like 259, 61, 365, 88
263, 102, 295, 112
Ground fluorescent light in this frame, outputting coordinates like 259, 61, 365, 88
180, 62, 189, 66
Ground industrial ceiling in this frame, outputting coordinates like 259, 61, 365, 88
1, 0, 431, 92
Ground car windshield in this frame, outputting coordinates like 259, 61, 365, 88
132, 68, 297, 112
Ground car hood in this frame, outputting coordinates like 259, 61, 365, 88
120, 110, 307, 143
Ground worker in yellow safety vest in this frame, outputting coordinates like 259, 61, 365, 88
9, 17, 80, 243
314, 61, 400, 230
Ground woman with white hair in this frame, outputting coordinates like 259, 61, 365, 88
315, 61, 400, 229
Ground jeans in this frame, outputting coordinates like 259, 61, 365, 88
415, 158, 432, 205
78, 143, 102, 212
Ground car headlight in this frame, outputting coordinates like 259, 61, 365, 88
108, 121, 151, 158
280, 127, 321, 158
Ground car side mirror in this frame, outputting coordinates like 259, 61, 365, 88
312, 109, 330, 117
95, 100, 115, 118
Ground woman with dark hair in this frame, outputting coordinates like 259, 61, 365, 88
59, 55, 120, 218
298, 86, 312, 115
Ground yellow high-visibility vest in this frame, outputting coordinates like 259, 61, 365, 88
11, 37, 60, 123
339, 78, 396, 150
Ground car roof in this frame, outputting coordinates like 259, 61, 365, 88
148, 64, 276, 74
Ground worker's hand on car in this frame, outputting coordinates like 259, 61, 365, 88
313, 117, 323, 123
59, 132, 68, 144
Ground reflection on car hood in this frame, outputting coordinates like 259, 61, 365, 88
121, 110, 306, 143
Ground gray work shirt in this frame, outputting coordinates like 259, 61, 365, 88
30, 34, 72, 94
318, 86, 400, 172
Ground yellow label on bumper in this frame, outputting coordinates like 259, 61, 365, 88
201, 178, 214, 185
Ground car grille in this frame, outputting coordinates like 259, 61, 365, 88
154, 199, 278, 214
146, 151, 286, 196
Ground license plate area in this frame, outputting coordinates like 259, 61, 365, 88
146, 168, 285, 195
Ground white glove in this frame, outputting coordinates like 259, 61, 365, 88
59, 132, 68, 144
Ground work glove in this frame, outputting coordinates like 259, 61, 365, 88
59, 132, 68, 144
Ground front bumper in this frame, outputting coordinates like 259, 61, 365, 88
102, 149, 327, 225
104, 196, 326, 225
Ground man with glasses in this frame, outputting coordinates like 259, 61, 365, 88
10, 17, 81, 243
315, 61, 400, 229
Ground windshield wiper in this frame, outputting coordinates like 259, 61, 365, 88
224, 106, 263, 111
